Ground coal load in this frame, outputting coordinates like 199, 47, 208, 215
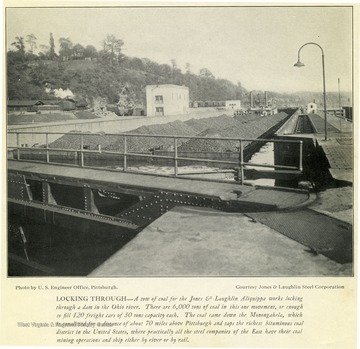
49, 120, 196, 152
179, 112, 289, 152
106, 120, 197, 153
49, 112, 289, 155
185, 114, 239, 133
49, 131, 119, 150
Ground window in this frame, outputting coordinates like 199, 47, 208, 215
155, 95, 163, 104
155, 107, 164, 116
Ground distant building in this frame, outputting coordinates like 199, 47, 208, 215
75, 99, 88, 110
307, 102, 317, 114
7, 100, 45, 113
7, 100, 64, 113
342, 106, 352, 121
37, 104, 61, 112
146, 84, 189, 117
59, 98, 76, 111
192, 101, 199, 108
225, 100, 241, 110
132, 107, 145, 116
248, 106, 278, 116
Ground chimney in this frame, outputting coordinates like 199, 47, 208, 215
265, 91, 268, 107
250, 92, 254, 108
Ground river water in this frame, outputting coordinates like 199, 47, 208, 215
246, 142, 275, 187
124, 142, 275, 187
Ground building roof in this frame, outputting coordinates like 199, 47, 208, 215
7, 100, 45, 107
59, 98, 76, 103
41, 100, 61, 105
146, 84, 189, 90
76, 99, 88, 107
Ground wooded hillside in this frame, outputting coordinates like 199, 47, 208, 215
7, 34, 351, 108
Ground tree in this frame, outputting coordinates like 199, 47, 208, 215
10, 36, 26, 63
171, 59, 177, 70
59, 37, 73, 61
199, 67, 215, 79
72, 43, 85, 59
11, 36, 25, 53
170, 58, 183, 83
38, 44, 49, 60
159, 64, 172, 79
11, 37, 25, 55
236, 81, 243, 100
129, 57, 144, 70
185, 62, 191, 74
49, 33, 56, 60
84, 45, 98, 60
26, 33, 37, 53
102, 34, 124, 63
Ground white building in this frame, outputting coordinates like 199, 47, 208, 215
146, 84, 189, 117
307, 102, 317, 114
225, 100, 241, 110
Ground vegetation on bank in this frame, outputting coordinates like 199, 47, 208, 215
7, 33, 350, 108
7, 34, 245, 105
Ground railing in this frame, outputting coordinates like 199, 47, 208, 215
7, 131, 303, 185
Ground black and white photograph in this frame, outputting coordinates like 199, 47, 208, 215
5, 4, 354, 278
1, 2, 357, 347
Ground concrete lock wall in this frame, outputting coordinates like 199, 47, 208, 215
275, 111, 299, 136
7, 110, 234, 148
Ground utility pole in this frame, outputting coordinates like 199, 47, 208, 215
338, 78, 342, 132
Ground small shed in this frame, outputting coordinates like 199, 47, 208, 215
132, 107, 145, 116
307, 102, 317, 114
192, 101, 199, 108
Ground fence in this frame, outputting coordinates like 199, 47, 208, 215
7, 131, 303, 185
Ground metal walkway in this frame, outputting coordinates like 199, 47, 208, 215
8, 160, 311, 211
309, 113, 353, 182
317, 137, 353, 183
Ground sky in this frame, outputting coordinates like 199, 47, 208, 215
5, 4, 353, 94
